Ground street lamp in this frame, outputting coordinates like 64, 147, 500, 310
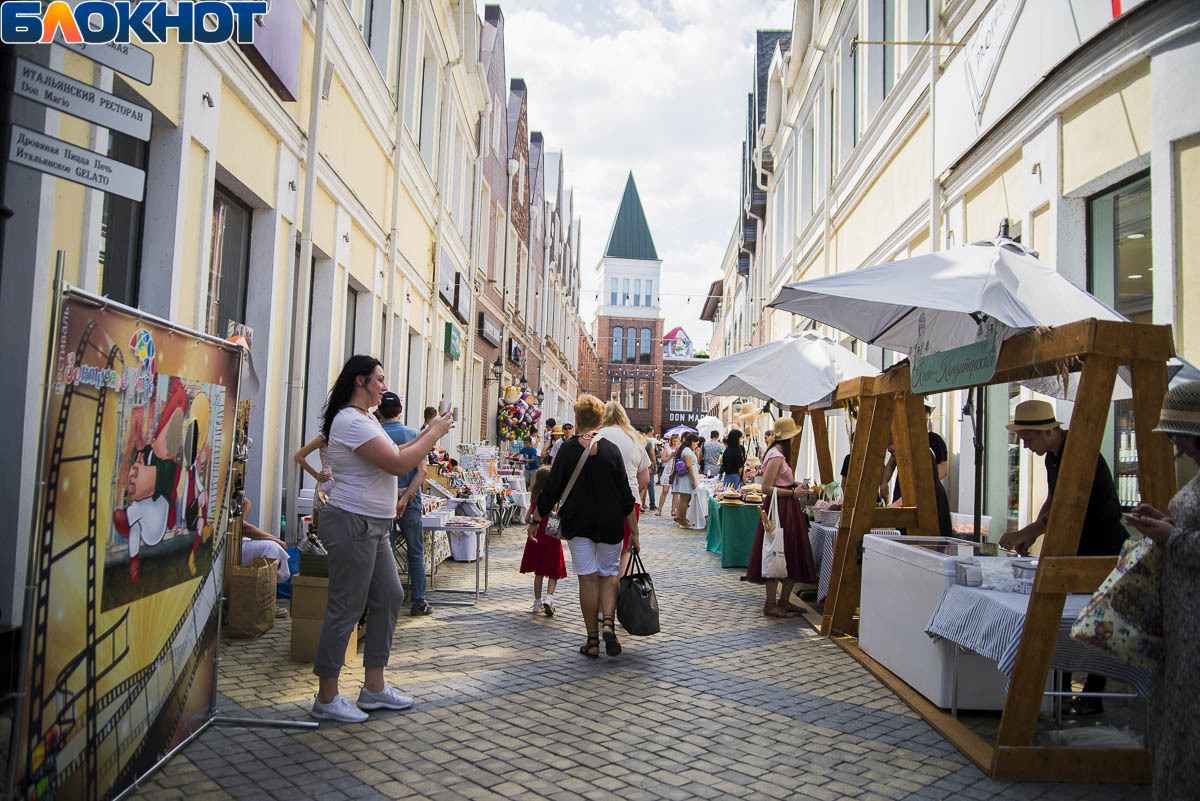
536, 388, 545, 405
485, 356, 503, 383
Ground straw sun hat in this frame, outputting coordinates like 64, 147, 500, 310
1005, 399, 1061, 432
1153, 380, 1200, 437
771, 417, 801, 441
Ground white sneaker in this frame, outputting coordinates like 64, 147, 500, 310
311, 694, 368, 723
542, 596, 555, 617
356, 685, 414, 711
530, 599, 544, 613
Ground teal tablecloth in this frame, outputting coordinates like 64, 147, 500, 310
705, 498, 761, 568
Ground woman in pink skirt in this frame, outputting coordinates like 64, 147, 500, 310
520, 466, 567, 616
745, 417, 816, 618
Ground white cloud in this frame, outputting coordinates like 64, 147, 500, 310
503, 0, 793, 348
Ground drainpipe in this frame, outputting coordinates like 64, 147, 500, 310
284, 0, 329, 544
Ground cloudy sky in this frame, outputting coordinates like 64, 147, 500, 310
503, 0, 794, 350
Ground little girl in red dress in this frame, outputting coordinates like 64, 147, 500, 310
520, 466, 567, 616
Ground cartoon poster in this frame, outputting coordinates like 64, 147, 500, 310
12, 289, 241, 801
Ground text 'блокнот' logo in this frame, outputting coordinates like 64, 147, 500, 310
1, 0, 269, 45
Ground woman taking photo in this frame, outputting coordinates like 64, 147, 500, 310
671, 432, 701, 528
744, 417, 817, 618
530, 394, 638, 658
720, 429, 746, 489
311, 355, 454, 723
1123, 381, 1200, 800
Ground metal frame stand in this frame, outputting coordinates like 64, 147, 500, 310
423, 523, 490, 606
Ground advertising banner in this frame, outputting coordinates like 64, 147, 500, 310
11, 289, 241, 801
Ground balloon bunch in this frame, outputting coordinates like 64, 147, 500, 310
496, 385, 543, 441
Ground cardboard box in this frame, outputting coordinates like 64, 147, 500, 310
291, 574, 331, 621
290, 617, 357, 664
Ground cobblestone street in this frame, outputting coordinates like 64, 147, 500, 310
126, 516, 1148, 801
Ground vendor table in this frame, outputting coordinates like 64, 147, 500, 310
705, 498, 761, 568
422, 522, 490, 606
926, 584, 1151, 699
809, 522, 899, 601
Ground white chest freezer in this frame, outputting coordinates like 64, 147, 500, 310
859, 534, 1014, 711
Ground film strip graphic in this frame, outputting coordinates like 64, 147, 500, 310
24, 320, 227, 801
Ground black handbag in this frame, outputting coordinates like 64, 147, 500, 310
617, 549, 660, 636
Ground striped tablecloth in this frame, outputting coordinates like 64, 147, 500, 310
925, 583, 1151, 698
809, 523, 900, 601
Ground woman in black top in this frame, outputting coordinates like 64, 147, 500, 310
720, 429, 746, 489
531, 394, 639, 658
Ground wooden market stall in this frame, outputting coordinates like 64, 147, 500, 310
819, 318, 1175, 783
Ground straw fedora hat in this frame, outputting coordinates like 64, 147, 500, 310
771, 417, 801, 441
1153, 380, 1200, 437
551, 424, 563, 435
1006, 399, 1061, 432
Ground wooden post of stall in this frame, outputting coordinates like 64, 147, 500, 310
994, 356, 1119, 754
888, 391, 941, 536
822, 385, 894, 636
809, 408, 834, 486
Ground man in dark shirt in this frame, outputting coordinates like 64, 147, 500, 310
998, 399, 1126, 715
879, 401, 948, 503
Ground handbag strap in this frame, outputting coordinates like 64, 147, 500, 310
623, 548, 646, 577
555, 433, 603, 512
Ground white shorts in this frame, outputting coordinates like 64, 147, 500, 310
567, 537, 622, 577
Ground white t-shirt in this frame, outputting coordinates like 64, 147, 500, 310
598, 426, 651, 503
325, 408, 399, 519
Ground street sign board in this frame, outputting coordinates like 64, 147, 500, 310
9, 124, 146, 202
15, 58, 152, 141
57, 40, 154, 85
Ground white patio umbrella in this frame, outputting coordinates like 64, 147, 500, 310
766, 238, 1125, 356
695, 415, 726, 440
670, 333, 880, 408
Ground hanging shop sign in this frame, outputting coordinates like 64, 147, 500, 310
452, 272, 472, 323
57, 40, 154, 85
964, 0, 1024, 119
444, 322, 462, 360
13, 286, 242, 801
911, 315, 1002, 394
478, 311, 500, 347
15, 57, 152, 141
9, 123, 145, 201
238, 0, 302, 102
508, 338, 524, 366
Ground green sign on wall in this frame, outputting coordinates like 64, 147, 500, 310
444, 322, 462, 360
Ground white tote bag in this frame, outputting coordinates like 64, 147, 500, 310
760, 491, 788, 579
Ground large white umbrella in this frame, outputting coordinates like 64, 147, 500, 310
670, 333, 880, 408
766, 238, 1124, 355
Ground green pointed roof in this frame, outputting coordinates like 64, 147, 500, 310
603, 172, 659, 260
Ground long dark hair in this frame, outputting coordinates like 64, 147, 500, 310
724, 429, 743, 449
321, 354, 382, 441
672, 432, 700, 466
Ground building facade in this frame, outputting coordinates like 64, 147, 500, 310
0, 0, 586, 626
593, 173, 665, 431
729, 0, 1200, 525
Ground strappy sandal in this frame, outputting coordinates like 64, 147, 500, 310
579, 634, 599, 658
601, 615, 622, 656
780, 601, 804, 614
763, 604, 796, 618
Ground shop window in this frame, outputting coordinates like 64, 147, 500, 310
1088, 173, 1151, 507
206, 186, 251, 337
638, 379, 648, 409
612, 326, 623, 362
610, 377, 619, 403
344, 286, 358, 365
626, 381, 635, 409
639, 328, 652, 364
99, 130, 146, 307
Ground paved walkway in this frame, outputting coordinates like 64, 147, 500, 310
127, 515, 1147, 801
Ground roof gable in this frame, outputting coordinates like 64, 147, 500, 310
603, 172, 658, 261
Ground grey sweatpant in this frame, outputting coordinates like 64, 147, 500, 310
313, 505, 405, 678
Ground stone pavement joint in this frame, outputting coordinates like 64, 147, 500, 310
124, 516, 1149, 801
